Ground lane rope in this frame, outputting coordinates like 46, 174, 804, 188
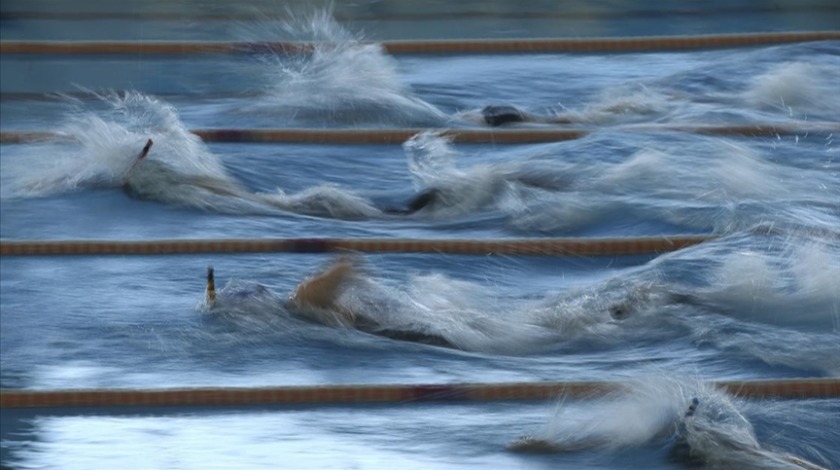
1, 378, 836, 409
4, 6, 837, 22
2, 124, 838, 145
0, 236, 713, 257
1, 32, 838, 56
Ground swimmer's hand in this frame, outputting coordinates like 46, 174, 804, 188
137, 139, 153, 160
205, 265, 216, 307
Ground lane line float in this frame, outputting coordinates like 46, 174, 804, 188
2, 124, 837, 145
1, 378, 837, 409
0, 236, 713, 257
2, 32, 838, 56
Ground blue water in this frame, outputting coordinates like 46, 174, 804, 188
1, 2, 839, 469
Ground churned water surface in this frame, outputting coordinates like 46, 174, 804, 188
1, 2, 839, 469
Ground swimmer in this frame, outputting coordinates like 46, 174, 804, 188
671, 398, 828, 470
287, 256, 454, 346
122, 139, 436, 217
381, 187, 443, 215
382, 169, 573, 216
462, 104, 574, 127
122, 138, 257, 201
206, 258, 455, 347
287, 255, 360, 327
511, 397, 827, 469
203, 265, 277, 311
124, 138, 569, 218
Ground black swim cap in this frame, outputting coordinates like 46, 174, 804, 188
481, 105, 527, 127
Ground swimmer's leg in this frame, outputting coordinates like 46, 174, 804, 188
289, 256, 360, 326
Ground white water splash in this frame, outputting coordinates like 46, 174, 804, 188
744, 61, 840, 118
511, 377, 823, 469
243, 10, 447, 126
6, 91, 382, 219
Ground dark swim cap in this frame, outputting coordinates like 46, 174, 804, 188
481, 105, 528, 126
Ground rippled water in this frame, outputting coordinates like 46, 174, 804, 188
1, 2, 839, 469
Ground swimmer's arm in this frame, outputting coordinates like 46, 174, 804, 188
206, 266, 216, 307
289, 257, 360, 326
291, 257, 356, 309
122, 139, 154, 187
137, 139, 153, 160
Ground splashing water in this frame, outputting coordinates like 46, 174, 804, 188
702, 242, 840, 331
509, 378, 687, 452
643, 235, 840, 375
5, 92, 382, 218
243, 10, 447, 126
7, 91, 231, 198
743, 61, 840, 119
564, 83, 676, 124
197, 242, 838, 373
510, 378, 828, 469
402, 132, 568, 218
204, 254, 686, 356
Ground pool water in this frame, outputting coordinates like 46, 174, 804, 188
1, 2, 839, 469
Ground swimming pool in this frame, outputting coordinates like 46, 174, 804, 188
1, 1, 839, 469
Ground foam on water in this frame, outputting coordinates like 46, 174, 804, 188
511, 378, 686, 452
332, 272, 552, 355
401, 132, 508, 217
743, 61, 840, 119
259, 184, 381, 219
565, 83, 676, 124
195, 235, 838, 371
241, 10, 447, 126
512, 378, 827, 469
401, 132, 587, 221
640, 235, 840, 375
200, 256, 684, 356
6, 92, 231, 197
702, 242, 840, 331
4, 92, 384, 218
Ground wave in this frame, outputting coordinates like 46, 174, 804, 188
204, 232, 839, 373
743, 61, 840, 119
4, 91, 382, 219
400, 132, 838, 234
508, 377, 831, 469
239, 9, 448, 127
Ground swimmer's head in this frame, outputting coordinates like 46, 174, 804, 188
481, 105, 529, 126
609, 302, 633, 320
